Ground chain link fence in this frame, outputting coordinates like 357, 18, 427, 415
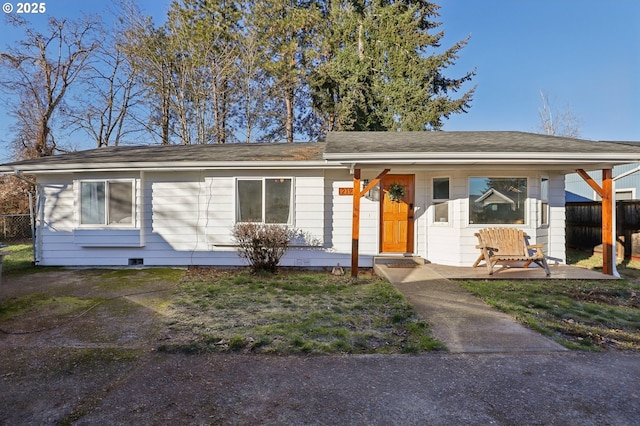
0, 214, 33, 244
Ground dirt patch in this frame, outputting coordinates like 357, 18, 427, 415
0, 268, 183, 424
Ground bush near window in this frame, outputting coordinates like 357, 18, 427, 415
232, 222, 294, 273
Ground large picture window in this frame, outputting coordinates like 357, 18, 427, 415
469, 177, 527, 224
236, 178, 293, 224
80, 180, 134, 225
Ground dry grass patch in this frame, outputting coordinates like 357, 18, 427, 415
160, 268, 445, 354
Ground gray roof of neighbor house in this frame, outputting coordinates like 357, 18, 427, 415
2, 131, 640, 174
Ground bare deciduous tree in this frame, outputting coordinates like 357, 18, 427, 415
0, 15, 100, 158
69, 20, 145, 148
116, 0, 174, 145
537, 90, 582, 138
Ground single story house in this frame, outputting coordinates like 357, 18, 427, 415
2, 131, 639, 273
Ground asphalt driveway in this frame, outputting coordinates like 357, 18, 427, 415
2, 350, 638, 425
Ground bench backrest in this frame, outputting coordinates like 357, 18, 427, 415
476, 228, 527, 256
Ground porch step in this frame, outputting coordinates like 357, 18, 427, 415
374, 256, 426, 266
373, 256, 426, 278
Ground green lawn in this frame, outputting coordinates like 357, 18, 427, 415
163, 268, 445, 354
457, 278, 639, 350
1, 244, 35, 274
3, 244, 638, 352
0, 245, 444, 354
457, 249, 640, 350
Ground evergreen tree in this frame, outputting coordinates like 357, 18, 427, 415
164, 0, 242, 144
247, 0, 323, 142
119, 2, 175, 145
310, 0, 475, 132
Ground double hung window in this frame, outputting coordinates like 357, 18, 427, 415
236, 178, 293, 224
80, 180, 134, 226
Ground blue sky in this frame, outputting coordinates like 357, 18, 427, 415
0, 0, 638, 162
439, 0, 639, 142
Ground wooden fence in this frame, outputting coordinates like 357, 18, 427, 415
566, 201, 640, 257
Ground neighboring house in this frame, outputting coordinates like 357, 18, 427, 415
1, 131, 640, 269
566, 162, 640, 201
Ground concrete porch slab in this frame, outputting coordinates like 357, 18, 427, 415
427, 263, 618, 280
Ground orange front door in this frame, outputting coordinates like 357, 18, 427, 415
380, 174, 415, 253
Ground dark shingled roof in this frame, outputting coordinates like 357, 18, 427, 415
3, 132, 640, 173
1, 142, 324, 169
323, 131, 640, 154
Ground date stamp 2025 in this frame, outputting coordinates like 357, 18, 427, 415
3, 2, 47, 14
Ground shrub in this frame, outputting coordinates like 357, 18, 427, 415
232, 222, 294, 273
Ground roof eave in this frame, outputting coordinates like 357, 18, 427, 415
0, 160, 336, 174
323, 152, 640, 162
323, 152, 640, 167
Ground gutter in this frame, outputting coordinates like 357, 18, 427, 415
323, 152, 640, 162
0, 161, 343, 174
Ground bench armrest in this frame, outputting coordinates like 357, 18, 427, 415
476, 244, 498, 251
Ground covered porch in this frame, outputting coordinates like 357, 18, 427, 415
322, 131, 640, 278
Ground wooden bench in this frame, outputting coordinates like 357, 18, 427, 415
473, 228, 550, 276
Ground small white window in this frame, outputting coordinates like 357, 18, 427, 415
80, 180, 134, 226
236, 178, 293, 224
615, 189, 634, 201
540, 178, 549, 226
433, 177, 450, 223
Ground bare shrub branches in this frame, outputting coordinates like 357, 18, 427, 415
232, 222, 294, 273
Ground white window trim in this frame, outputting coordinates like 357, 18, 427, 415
431, 176, 450, 225
540, 177, 549, 228
77, 179, 136, 228
615, 188, 635, 201
235, 177, 295, 225
592, 187, 636, 201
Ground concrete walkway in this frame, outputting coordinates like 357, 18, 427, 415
375, 260, 567, 353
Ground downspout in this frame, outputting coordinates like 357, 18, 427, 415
13, 171, 42, 265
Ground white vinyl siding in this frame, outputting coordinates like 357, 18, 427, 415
31, 167, 566, 268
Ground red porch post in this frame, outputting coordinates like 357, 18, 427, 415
575, 168, 614, 275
